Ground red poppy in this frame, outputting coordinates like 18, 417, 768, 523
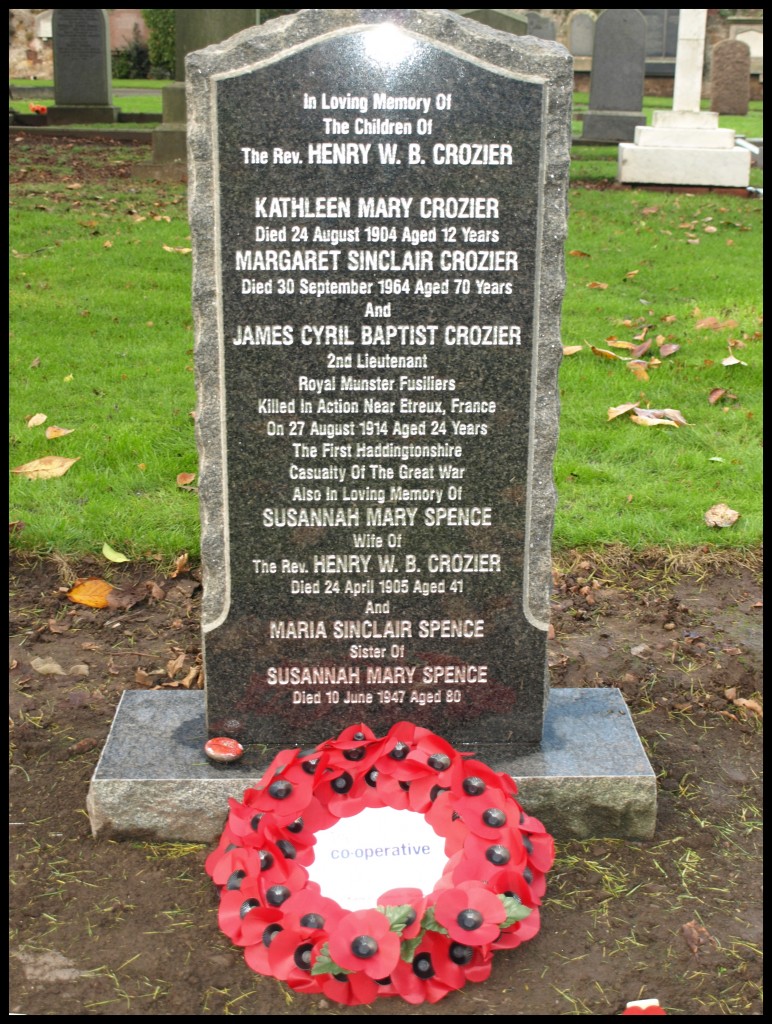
265, 919, 326, 992
389, 931, 458, 1004
327, 908, 402, 979
622, 1005, 666, 1015
377, 887, 427, 940
433, 880, 507, 945
316, 967, 382, 1006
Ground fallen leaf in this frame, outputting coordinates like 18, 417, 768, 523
167, 652, 186, 678
170, 552, 190, 577
30, 356, 41, 368
627, 361, 649, 381
733, 697, 762, 717
69, 664, 90, 678
722, 354, 748, 366
708, 456, 725, 462
146, 580, 165, 602
568, 249, 590, 258
724, 687, 737, 702
590, 346, 620, 360
695, 316, 720, 330
102, 542, 130, 563
26, 413, 47, 428
11, 455, 80, 480
630, 414, 678, 427
66, 737, 99, 757
135, 668, 154, 687
645, 407, 688, 426
708, 388, 736, 405
562, 345, 583, 356
704, 503, 740, 528
103, 240, 113, 249
30, 656, 66, 676
608, 340, 636, 351
66, 182, 83, 190
587, 281, 608, 289
9, 520, 26, 534
703, 225, 718, 233
681, 920, 718, 955
176, 472, 196, 487
63, 373, 74, 382
67, 578, 114, 608
631, 339, 652, 359
625, 269, 639, 278
105, 587, 145, 611
641, 206, 660, 215
45, 425, 75, 439
607, 402, 638, 421
659, 343, 680, 358
162, 244, 192, 254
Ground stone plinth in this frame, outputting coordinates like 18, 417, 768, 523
87, 688, 656, 842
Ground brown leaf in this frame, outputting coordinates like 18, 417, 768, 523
146, 580, 165, 602
695, 316, 720, 330
590, 346, 620, 360
733, 697, 762, 717
167, 652, 187, 679
568, 249, 591, 258
45, 425, 75, 439
608, 340, 636, 350
176, 472, 196, 487
178, 664, 202, 689
66, 578, 114, 609
627, 361, 649, 381
162, 244, 192, 254
587, 281, 608, 289
722, 354, 747, 367
724, 687, 737, 702
170, 552, 190, 578
11, 456, 80, 480
708, 388, 726, 405
659, 343, 680, 358
704, 503, 740, 528
9, 520, 26, 534
607, 402, 638, 421
681, 920, 718, 955
30, 656, 66, 676
106, 587, 145, 611
631, 339, 652, 359
26, 412, 47, 428
645, 408, 688, 426
135, 668, 154, 687
625, 269, 639, 278
630, 414, 678, 427
641, 206, 660, 215
562, 345, 583, 356
30, 356, 41, 368
66, 737, 98, 757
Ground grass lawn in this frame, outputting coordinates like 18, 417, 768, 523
8, 125, 763, 560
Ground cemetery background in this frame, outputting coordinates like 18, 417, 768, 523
9, 13, 762, 1018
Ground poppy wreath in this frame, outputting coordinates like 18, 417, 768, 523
206, 720, 555, 1006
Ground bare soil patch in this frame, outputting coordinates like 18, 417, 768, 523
9, 549, 762, 1015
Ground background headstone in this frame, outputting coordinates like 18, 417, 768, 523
581, 9, 647, 143
526, 13, 556, 41
455, 9, 527, 36
567, 11, 596, 58
188, 9, 572, 751
49, 9, 118, 125
710, 39, 750, 116
619, 9, 750, 187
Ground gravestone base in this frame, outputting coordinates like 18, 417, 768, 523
46, 104, 118, 125
581, 110, 646, 143
619, 110, 751, 186
87, 688, 656, 844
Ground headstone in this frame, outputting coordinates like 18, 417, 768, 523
87, 9, 657, 844
189, 8, 571, 753
49, 9, 118, 125
567, 11, 596, 58
619, 8, 751, 187
455, 10, 527, 36
526, 13, 556, 41
141, 10, 260, 178
581, 9, 647, 143
711, 39, 750, 116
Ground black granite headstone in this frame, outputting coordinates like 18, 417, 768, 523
188, 10, 571, 750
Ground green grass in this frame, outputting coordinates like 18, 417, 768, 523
8, 137, 763, 559
9, 174, 198, 558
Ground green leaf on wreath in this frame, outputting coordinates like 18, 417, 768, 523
378, 903, 416, 933
400, 933, 423, 963
499, 894, 533, 928
309, 943, 352, 977
421, 905, 449, 935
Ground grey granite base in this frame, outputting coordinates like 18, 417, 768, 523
46, 105, 119, 125
581, 111, 647, 143
87, 688, 656, 843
